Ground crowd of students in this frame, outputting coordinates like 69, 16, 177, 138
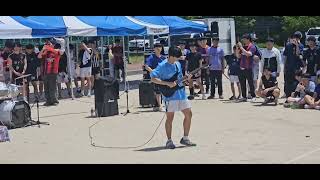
0, 38, 124, 107
145, 31, 320, 111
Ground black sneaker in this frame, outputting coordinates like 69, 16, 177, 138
207, 95, 215, 99
229, 96, 236, 100
180, 138, 197, 146
43, 102, 53, 106
166, 140, 176, 149
188, 95, 195, 100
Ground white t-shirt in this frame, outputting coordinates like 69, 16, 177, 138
260, 47, 282, 74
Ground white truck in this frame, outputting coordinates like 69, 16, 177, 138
192, 18, 236, 55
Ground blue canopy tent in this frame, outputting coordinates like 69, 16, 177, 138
134, 16, 207, 35
0, 16, 66, 39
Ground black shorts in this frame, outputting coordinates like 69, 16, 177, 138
153, 83, 161, 95
92, 67, 101, 76
27, 73, 39, 82
265, 88, 280, 97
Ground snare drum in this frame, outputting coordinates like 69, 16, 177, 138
0, 100, 31, 129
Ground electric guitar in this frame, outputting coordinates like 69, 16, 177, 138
158, 65, 209, 98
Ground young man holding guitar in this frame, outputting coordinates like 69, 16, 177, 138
150, 47, 196, 149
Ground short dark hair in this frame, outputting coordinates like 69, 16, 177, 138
154, 43, 163, 48
13, 42, 21, 47
212, 37, 219, 41
168, 46, 182, 58
266, 37, 274, 43
88, 40, 95, 44
5, 40, 14, 49
54, 43, 61, 49
115, 39, 121, 43
26, 44, 34, 50
307, 36, 316, 42
293, 31, 302, 39
242, 33, 252, 41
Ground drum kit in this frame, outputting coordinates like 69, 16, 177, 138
0, 74, 49, 129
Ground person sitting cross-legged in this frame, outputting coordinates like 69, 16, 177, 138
304, 73, 320, 110
255, 68, 280, 105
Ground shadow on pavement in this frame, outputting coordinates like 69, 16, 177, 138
135, 145, 191, 152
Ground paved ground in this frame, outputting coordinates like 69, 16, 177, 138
1, 70, 320, 164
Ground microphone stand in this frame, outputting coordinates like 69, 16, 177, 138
32, 96, 50, 128
122, 56, 130, 116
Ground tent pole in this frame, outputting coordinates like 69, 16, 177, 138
65, 37, 74, 100
122, 36, 130, 115
100, 36, 104, 77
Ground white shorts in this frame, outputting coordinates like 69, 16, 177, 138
229, 75, 239, 83
80, 67, 92, 78
252, 67, 259, 80
57, 72, 69, 83
165, 99, 191, 112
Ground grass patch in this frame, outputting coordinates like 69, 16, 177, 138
128, 53, 144, 64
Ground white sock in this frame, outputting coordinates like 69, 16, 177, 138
183, 136, 189, 140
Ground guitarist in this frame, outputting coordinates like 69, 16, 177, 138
186, 41, 206, 100
150, 47, 196, 149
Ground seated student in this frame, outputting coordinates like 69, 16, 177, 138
304, 72, 320, 109
255, 68, 280, 105
285, 74, 316, 107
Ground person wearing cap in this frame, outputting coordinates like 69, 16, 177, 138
77, 40, 93, 97
283, 31, 305, 99
260, 37, 282, 78
25, 44, 41, 102
145, 43, 166, 111
178, 41, 190, 76
236, 33, 257, 102
226, 45, 241, 100
150, 46, 195, 149
207, 37, 225, 99
197, 37, 210, 94
303, 36, 319, 83
255, 68, 280, 105
7, 42, 28, 100
38, 38, 65, 106
186, 41, 206, 100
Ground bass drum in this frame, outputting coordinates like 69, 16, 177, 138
0, 100, 31, 129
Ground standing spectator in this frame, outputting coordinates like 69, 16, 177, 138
250, 33, 262, 93
56, 44, 71, 99
145, 43, 166, 111
283, 32, 304, 100
2, 40, 13, 83
260, 38, 282, 78
303, 36, 319, 83
186, 41, 206, 100
90, 40, 101, 95
197, 37, 210, 94
78, 40, 93, 97
8, 42, 27, 100
25, 44, 41, 102
178, 41, 190, 76
255, 68, 280, 105
226, 45, 241, 100
111, 39, 125, 82
0, 50, 4, 82
38, 38, 65, 106
207, 37, 225, 99
236, 34, 257, 102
